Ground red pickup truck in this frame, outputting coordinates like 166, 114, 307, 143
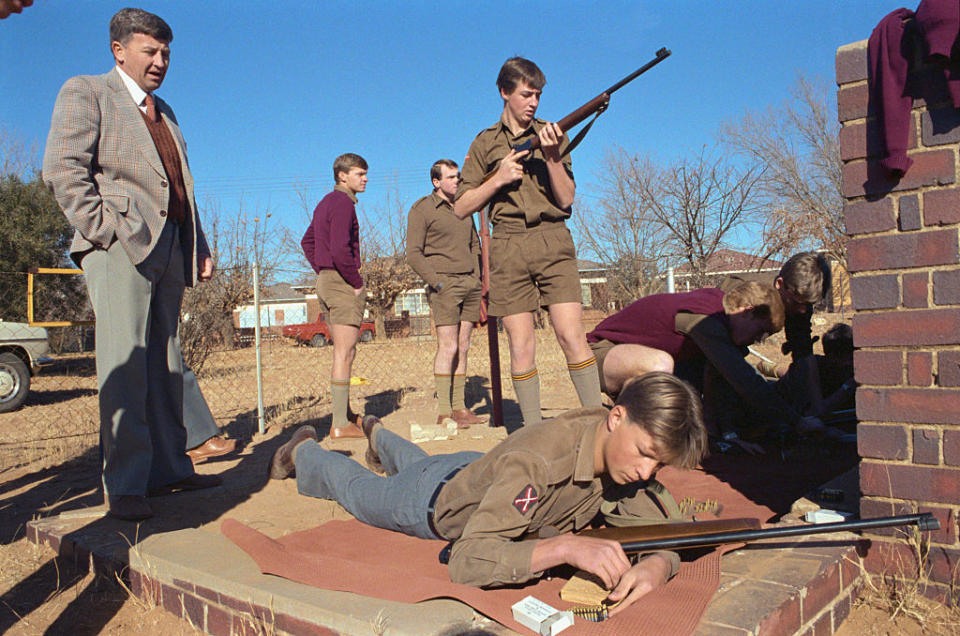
283, 316, 376, 347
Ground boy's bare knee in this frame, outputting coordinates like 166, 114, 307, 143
652, 351, 674, 374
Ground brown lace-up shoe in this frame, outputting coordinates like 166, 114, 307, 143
361, 415, 384, 472
269, 425, 318, 480
451, 408, 486, 427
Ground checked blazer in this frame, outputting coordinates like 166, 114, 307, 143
43, 67, 208, 285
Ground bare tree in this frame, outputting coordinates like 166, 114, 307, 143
358, 184, 419, 336
631, 147, 765, 289
721, 74, 845, 269
574, 148, 670, 307
180, 197, 284, 373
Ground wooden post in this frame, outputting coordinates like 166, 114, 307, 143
479, 206, 503, 427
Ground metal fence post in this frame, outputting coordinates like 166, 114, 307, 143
253, 260, 265, 434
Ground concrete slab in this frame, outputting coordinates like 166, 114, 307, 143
27, 510, 866, 636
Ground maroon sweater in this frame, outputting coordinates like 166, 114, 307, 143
587, 288, 726, 361
868, 1, 960, 177
301, 187, 362, 288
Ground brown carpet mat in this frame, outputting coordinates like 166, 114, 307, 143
223, 467, 773, 634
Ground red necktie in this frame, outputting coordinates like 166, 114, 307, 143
144, 93, 157, 122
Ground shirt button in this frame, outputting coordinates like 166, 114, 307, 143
160, 180, 168, 188
159, 210, 167, 217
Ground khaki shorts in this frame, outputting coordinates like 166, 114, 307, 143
316, 269, 366, 327
488, 223, 582, 316
426, 273, 482, 326
589, 339, 617, 396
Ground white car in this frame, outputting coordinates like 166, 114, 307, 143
0, 322, 52, 413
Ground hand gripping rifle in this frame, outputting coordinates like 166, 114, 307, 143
577, 512, 940, 554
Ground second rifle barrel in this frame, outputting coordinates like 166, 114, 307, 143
619, 513, 939, 554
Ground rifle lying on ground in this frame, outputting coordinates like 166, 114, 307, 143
511, 47, 671, 155
578, 512, 940, 554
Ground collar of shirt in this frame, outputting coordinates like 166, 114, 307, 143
115, 66, 150, 115
334, 183, 358, 204
573, 416, 603, 482
430, 191, 454, 210
496, 115, 540, 143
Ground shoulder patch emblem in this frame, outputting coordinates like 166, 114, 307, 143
513, 484, 539, 515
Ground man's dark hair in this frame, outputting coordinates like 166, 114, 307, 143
821, 323, 854, 358
110, 8, 173, 46
333, 153, 368, 184
496, 57, 546, 95
615, 372, 707, 470
778, 252, 832, 305
430, 159, 458, 183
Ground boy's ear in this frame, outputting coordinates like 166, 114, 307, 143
607, 405, 624, 431
335, 170, 345, 184
774, 276, 784, 291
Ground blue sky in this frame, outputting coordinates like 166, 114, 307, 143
2, 1, 903, 269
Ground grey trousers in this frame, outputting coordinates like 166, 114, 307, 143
183, 365, 218, 449
83, 222, 194, 495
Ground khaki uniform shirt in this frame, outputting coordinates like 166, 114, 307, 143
456, 117, 574, 232
433, 407, 680, 587
406, 192, 480, 289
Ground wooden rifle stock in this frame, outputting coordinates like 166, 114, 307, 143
579, 513, 940, 554
512, 47, 672, 154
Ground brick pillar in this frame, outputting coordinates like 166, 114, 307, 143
837, 40, 960, 603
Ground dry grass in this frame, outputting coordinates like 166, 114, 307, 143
841, 524, 960, 636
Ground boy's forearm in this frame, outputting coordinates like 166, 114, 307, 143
454, 181, 498, 218
545, 161, 575, 209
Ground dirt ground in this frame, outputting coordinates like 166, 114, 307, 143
1, 312, 949, 635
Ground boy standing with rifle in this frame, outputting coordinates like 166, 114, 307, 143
454, 57, 601, 425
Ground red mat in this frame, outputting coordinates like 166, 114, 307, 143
223, 467, 773, 634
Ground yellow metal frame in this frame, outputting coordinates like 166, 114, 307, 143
27, 267, 95, 327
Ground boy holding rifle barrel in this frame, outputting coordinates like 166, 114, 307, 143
269, 372, 707, 615
453, 57, 602, 425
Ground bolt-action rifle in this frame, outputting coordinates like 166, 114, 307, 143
578, 512, 940, 554
512, 47, 672, 155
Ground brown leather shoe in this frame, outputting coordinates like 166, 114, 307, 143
187, 436, 237, 463
361, 415, 383, 472
329, 419, 365, 439
451, 408, 487, 427
437, 412, 469, 430
149, 472, 223, 496
269, 425, 318, 480
107, 495, 154, 521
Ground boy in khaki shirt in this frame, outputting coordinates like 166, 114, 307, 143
406, 159, 485, 428
269, 372, 707, 615
453, 57, 602, 426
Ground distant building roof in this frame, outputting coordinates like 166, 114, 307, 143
674, 249, 782, 276
261, 283, 305, 301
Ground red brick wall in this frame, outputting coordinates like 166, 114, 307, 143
837, 40, 960, 602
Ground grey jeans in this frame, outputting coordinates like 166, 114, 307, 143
295, 428, 481, 539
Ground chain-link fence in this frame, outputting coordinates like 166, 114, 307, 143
0, 265, 590, 472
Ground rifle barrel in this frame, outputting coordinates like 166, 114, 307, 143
618, 513, 939, 554
604, 47, 671, 95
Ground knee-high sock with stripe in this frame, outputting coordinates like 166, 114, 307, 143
568, 356, 602, 407
512, 367, 541, 425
